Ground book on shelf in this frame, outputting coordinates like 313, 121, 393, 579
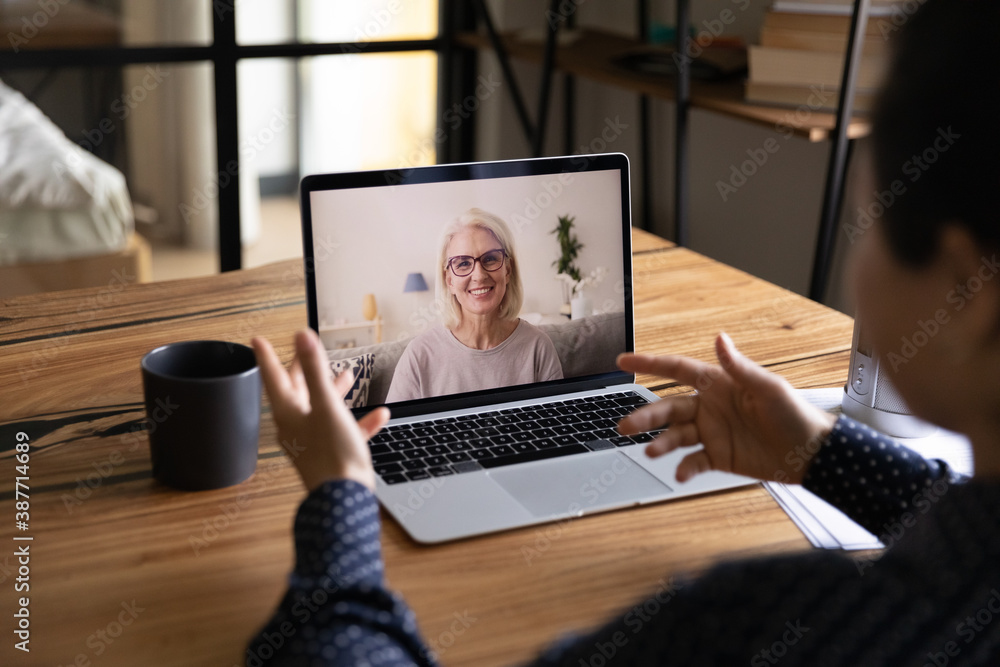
745, 81, 876, 113
763, 10, 891, 35
748, 45, 887, 89
760, 24, 889, 56
771, 0, 903, 16
745, 5, 900, 112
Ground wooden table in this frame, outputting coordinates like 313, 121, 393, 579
0, 229, 854, 666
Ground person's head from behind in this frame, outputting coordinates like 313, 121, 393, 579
438, 208, 524, 329
855, 0, 1000, 435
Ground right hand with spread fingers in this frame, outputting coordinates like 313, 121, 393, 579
616, 332, 836, 485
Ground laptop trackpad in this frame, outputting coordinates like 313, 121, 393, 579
489, 451, 672, 518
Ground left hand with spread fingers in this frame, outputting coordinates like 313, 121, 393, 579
252, 329, 389, 492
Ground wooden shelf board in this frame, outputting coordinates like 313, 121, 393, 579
455, 29, 870, 143
319, 318, 383, 332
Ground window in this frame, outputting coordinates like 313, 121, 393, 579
0, 0, 444, 287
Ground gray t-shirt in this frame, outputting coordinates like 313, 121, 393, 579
385, 319, 563, 403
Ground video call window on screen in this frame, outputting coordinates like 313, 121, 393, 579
308, 167, 629, 409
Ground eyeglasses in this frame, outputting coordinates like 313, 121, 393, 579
446, 249, 507, 277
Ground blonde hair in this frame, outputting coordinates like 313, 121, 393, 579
437, 208, 523, 329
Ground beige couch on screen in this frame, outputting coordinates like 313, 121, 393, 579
326, 311, 627, 408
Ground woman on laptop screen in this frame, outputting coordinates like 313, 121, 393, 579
385, 208, 563, 403
248, 1, 1000, 663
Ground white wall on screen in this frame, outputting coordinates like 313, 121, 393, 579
310, 168, 627, 344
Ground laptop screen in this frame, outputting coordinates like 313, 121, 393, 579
301, 153, 633, 415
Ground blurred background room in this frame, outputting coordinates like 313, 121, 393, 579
0, 0, 876, 314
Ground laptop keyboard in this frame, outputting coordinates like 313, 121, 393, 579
370, 391, 662, 484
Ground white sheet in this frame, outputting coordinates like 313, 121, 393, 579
0, 79, 133, 265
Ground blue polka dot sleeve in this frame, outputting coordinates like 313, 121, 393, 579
246, 480, 437, 667
802, 415, 966, 536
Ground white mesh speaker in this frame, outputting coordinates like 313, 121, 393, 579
841, 316, 936, 438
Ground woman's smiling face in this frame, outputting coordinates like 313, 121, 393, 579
445, 226, 510, 321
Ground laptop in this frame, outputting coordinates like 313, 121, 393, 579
300, 153, 754, 543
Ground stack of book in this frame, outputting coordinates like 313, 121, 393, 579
746, 1, 904, 113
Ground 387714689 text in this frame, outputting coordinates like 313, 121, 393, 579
13, 431, 32, 653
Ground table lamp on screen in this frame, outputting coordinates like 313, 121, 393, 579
404, 272, 428, 294
403, 272, 429, 317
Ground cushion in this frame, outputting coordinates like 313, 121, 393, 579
328, 352, 375, 409
539, 311, 626, 378
327, 339, 411, 408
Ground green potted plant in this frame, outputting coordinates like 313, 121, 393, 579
552, 214, 583, 317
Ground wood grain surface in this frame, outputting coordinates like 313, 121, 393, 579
0, 228, 855, 666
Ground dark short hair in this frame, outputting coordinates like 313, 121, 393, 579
871, 0, 1000, 266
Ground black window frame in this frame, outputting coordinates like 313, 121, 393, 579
0, 0, 474, 272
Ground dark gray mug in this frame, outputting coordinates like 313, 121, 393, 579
141, 340, 261, 491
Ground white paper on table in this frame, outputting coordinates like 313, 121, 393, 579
763, 388, 974, 551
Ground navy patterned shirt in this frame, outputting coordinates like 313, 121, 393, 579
248, 415, 1000, 665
